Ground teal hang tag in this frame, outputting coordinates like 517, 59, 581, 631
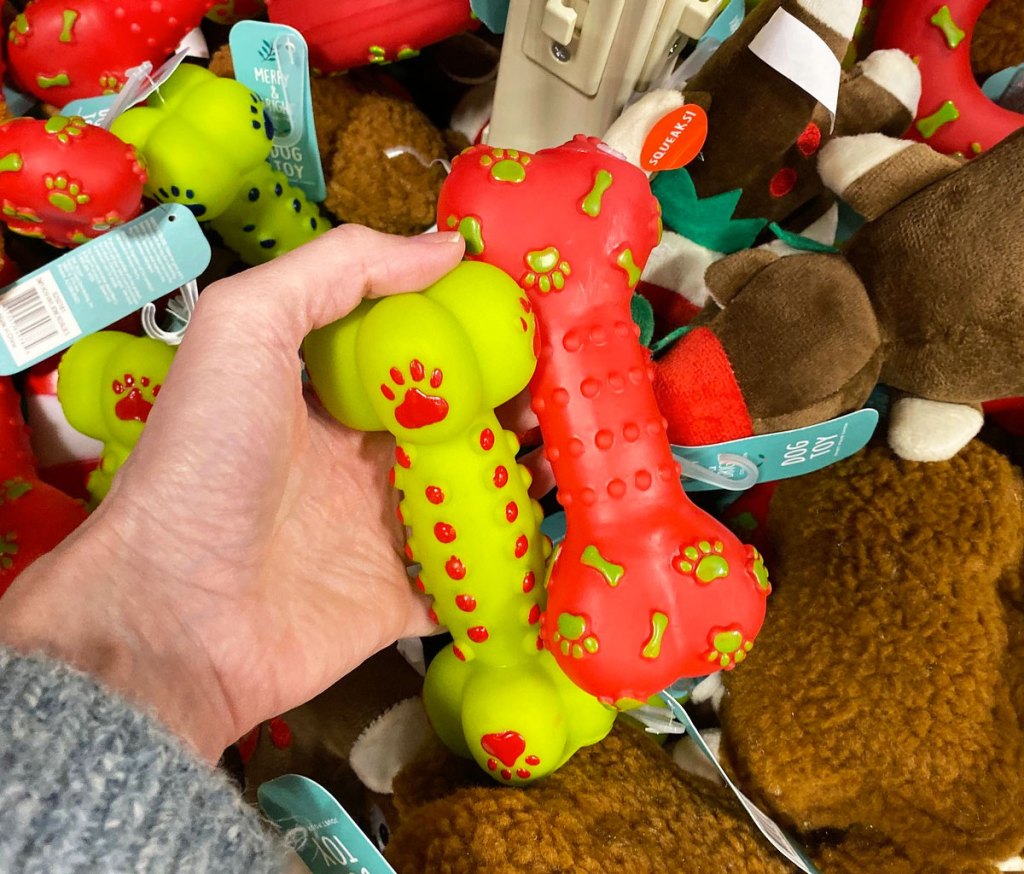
258, 775, 397, 874
674, 408, 879, 492
470, 0, 511, 33
699, 0, 745, 45
231, 21, 327, 202
61, 94, 118, 127
541, 510, 567, 547
659, 693, 821, 874
0, 204, 211, 375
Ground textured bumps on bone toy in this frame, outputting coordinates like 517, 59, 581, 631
0, 116, 146, 247
438, 138, 771, 709
304, 261, 615, 784
58, 331, 175, 505
0, 376, 87, 598
111, 64, 326, 265
6, 0, 215, 104
267, 0, 476, 72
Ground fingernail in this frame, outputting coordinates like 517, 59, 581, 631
426, 231, 465, 245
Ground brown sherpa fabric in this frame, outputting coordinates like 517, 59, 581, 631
385, 720, 795, 874
681, 0, 916, 230
325, 95, 447, 236
209, 46, 447, 235
720, 441, 1024, 873
973, 0, 1024, 77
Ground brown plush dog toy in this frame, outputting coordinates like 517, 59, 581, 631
720, 439, 1024, 873
654, 126, 1024, 461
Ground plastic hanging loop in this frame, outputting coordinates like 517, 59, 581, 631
141, 279, 199, 346
99, 62, 154, 130
272, 34, 305, 147
675, 452, 759, 491
383, 146, 452, 175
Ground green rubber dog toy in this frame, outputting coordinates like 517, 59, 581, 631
304, 261, 615, 784
57, 331, 175, 505
111, 64, 326, 264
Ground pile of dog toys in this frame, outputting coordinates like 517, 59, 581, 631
2, 0, 1023, 871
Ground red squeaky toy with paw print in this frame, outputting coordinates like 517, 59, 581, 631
0, 116, 146, 247
7, 0, 215, 104
438, 137, 771, 708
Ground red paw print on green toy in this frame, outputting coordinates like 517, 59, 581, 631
0, 116, 146, 247
380, 360, 448, 429
7, 0, 215, 104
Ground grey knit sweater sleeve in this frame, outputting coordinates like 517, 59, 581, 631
0, 646, 288, 874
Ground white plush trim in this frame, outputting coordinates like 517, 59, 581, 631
796, 0, 861, 38
818, 133, 913, 198
642, 230, 722, 308
998, 855, 1024, 871
690, 673, 725, 711
764, 203, 839, 257
888, 397, 984, 462
349, 698, 433, 795
604, 90, 687, 170
671, 729, 726, 785
860, 49, 922, 115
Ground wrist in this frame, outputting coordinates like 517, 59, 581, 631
0, 522, 235, 762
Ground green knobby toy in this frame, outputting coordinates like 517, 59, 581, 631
57, 331, 175, 505
111, 64, 326, 265
304, 261, 614, 784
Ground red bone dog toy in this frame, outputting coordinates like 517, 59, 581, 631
7, 0, 215, 104
438, 137, 770, 707
875, 0, 1024, 156
0, 116, 146, 247
267, 0, 476, 72
0, 376, 87, 598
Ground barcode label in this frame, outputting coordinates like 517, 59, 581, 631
0, 272, 81, 368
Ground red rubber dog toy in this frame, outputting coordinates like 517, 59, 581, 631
875, 0, 1024, 156
0, 376, 87, 599
7, 0, 215, 104
267, 0, 477, 72
439, 137, 770, 707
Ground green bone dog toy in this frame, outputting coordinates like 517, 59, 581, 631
304, 261, 614, 784
111, 64, 325, 264
58, 331, 175, 505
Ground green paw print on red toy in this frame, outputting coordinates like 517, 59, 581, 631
45, 175, 90, 213
522, 247, 572, 293
705, 627, 755, 670
552, 612, 600, 659
1, 478, 32, 503
0, 532, 19, 569
480, 148, 531, 184
673, 540, 730, 584
0, 116, 145, 248
748, 546, 771, 595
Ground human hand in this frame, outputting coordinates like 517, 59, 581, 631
0, 226, 465, 762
